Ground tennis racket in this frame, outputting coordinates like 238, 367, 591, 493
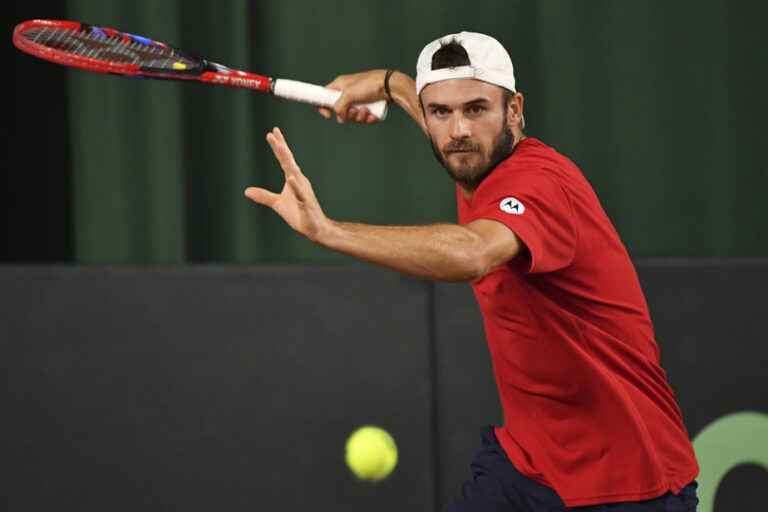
12, 19, 388, 120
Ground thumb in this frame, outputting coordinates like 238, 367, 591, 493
324, 76, 347, 91
333, 90, 363, 122
244, 187, 279, 207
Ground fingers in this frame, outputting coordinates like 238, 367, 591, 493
266, 127, 303, 178
248, 127, 312, 210
353, 106, 370, 123
318, 107, 333, 119
244, 186, 279, 207
264, 127, 310, 202
320, 71, 385, 124
333, 91, 357, 122
318, 77, 353, 122
286, 176, 306, 202
321, 103, 378, 123
324, 76, 347, 121
334, 94, 380, 124
333, 81, 373, 122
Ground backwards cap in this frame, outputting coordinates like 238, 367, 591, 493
416, 31, 516, 95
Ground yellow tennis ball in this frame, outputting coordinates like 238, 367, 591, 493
345, 425, 398, 481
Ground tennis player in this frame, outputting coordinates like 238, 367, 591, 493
245, 32, 700, 511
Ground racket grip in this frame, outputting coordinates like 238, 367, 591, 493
272, 79, 388, 120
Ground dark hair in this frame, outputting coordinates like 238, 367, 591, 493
431, 39, 471, 70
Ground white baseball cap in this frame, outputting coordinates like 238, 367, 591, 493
416, 31, 516, 96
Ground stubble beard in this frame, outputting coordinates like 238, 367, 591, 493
430, 122, 514, 191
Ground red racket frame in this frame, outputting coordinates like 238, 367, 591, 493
12, 19, 273, 93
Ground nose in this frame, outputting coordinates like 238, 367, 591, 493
449, 113, 471, 139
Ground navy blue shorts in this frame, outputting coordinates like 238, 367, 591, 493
447, 426, 699, 512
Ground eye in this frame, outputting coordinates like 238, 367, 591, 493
467, 104, 486, 115
430, 106, 450, 117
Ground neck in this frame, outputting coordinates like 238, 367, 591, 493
459, 133, 527, 200
513, 128, 526, 146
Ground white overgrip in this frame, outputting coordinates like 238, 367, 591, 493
272, 79, 388, 120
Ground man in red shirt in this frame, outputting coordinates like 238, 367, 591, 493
245, 32, 700, 511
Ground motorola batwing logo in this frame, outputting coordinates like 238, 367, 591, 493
499, 197, 525, 215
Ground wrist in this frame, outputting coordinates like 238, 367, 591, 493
383, 69, 396, 103
314, 217, 342, 247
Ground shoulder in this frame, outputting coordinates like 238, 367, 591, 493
478, 139, 567, 194
499, 139, 588, 190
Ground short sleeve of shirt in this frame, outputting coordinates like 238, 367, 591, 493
467, 171, 578, 273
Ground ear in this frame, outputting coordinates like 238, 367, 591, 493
507, 92, 525, 129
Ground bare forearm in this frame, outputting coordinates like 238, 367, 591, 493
316, 221, 484, 282
388, 71, 427, 134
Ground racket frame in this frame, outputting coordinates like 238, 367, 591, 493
13, 19, 388, 118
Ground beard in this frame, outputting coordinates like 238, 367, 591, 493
430, 122, 514, 191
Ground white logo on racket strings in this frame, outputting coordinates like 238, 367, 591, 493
499, 197, 524, 215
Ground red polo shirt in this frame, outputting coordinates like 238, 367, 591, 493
456, 137, 699, 507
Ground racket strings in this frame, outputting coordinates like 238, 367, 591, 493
20, 26, 198, 70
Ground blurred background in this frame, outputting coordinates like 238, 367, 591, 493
4, 1, 767, 511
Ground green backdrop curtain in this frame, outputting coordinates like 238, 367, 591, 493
64, 0, 767, 263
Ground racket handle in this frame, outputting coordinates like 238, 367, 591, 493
272, 79, 388, 120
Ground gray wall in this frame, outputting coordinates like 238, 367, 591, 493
1, 262, 767, 511
2, 268, 434, 511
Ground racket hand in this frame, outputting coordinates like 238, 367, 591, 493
320, 69, 389, 124
245, 127, 330, 242
318, 105, 378, 125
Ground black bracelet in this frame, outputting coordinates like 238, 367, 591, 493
384, 69, 396, 103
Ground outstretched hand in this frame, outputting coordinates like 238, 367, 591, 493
244, 127, 330, 242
